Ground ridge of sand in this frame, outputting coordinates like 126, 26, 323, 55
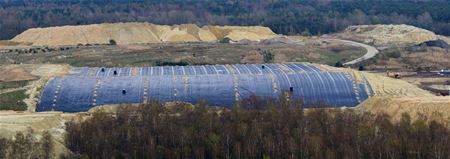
11, 22, 279, 46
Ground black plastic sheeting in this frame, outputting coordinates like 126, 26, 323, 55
37, 63, 374, 112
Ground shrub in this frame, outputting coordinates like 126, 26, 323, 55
0, 129, 54, 159
386, 52, 401, 58
261, 50, 275, 63
358, 64, 365, 71
155, 60, 190, 66
109, 39, 117, 45
219, 37, 233, 43
335, 61, 344, 67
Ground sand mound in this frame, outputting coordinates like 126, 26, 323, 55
314, 64, 433, 96
11, 22, 279, 46
339, 24, 439, 46
217, 25, 279, 41
359, 96, 450, 124
363, 71, 434, 96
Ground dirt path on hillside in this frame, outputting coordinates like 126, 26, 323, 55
321, 38, 379, 65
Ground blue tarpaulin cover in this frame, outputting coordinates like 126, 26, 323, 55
37, 63, 374, 112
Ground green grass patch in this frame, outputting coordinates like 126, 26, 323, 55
0, 89, 28, 111
0, 80, 30, 90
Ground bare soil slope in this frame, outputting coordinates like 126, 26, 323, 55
11, 22, 279, 46
363, 71, 435, 96
0, 64, 68, 82
0, 111, 84, 157
359, 96, 450, 125
0, 65, 37, 82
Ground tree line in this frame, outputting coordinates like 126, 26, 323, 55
1, 0, 450, 40
0, 129, 54, 159
62, 99, 450, 159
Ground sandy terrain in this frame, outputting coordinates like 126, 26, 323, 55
359, 96, 450, 125
11, 22, 280, 46
337, 24, 444, 46
316, 64, 435, 96
363, 71, 435, 96
0, 65, 37, 82
0, 40, 31, 49
0, 64, 68, 82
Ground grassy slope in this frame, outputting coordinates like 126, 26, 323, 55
0, 89, 28, 111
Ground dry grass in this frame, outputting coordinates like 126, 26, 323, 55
359, 96, 450, 125
0, 43, 365, 67
0, 65, 37, 82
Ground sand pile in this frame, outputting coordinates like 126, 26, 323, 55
11, 22, 279, 46
214, 25, 279, 41
339, 24, 441, 46
363, 71, 434, 96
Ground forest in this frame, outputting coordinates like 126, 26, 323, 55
1, 0, 450, 39
60, 99, 450, 159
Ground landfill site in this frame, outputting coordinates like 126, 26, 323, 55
1, 22, 449, 156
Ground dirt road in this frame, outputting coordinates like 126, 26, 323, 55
321, 39, 379, 65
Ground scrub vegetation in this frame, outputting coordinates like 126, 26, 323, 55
0, 43, 365, 67
62, 100, 450, 159
0, 129, 53, 159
